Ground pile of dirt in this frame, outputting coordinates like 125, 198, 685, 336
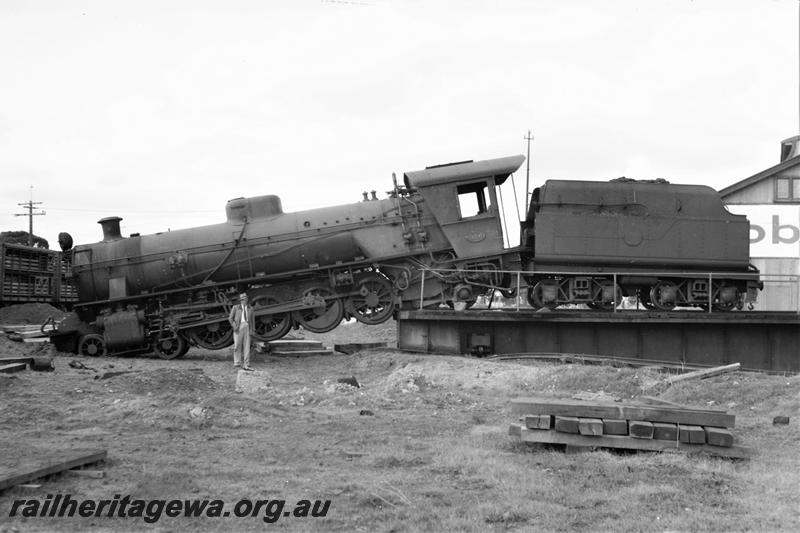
352, 352, 553, 395
0, 333, 41, 358
104, 368, 219, 395
0, 303, 68, 324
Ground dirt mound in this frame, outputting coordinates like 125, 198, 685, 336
0, 332, 48, 358
355, 353, 553, 394
0, 303, 68, 324
105, 368, 219, 395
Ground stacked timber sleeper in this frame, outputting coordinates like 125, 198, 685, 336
508, 397, 749, 459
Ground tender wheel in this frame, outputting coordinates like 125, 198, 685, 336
152, 334, 187, 360
78, 334, 107, 357
527, 282, 558, 310
251, 296, 292, 341
186, 321, 233, 350
649, 281, 679, 311
346, 274, 395, 325
292, 287, 344, 333
638, 289, 656, 310
593, 281, 622, 311
713, 287, 740, 312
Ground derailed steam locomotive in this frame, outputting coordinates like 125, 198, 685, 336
52, 155, 760, 358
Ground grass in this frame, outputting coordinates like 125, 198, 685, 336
0, 331, 798, 532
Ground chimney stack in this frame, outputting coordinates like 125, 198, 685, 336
98, 216, 123, 241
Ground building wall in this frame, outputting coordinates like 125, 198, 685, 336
749, 257, 800, 312
724, 166, 800, 204
724, 178, 775, 204
724, 200, 800, 312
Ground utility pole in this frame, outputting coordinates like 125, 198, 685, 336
14, 186, 45, 246
524, 130, 534, 213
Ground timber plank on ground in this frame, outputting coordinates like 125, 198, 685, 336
0, 363, 27, 374
639, 396, 727, 413
664, 363, 741, 385
652, 422, 679, 441
705, 427, 734, 447
1, 324, 55, 334
511, 397, 735, 428
602, 419, 628, 435
0, 450, 107, 491
333, 342, 388, 354
523, 414, 552, 430
554, 416, 580, 434
15, 330, 48, 338
510, 425, 750, 459
578, 418, 604, 436
679, 425, 706, 444
629, 421, 655, 439
0, 357, 33, 366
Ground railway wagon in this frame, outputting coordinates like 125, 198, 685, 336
0, 242, 78, 308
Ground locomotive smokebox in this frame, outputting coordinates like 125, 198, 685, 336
98, 217, 123, 242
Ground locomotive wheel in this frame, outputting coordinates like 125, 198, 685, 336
152, 334, 188, 360
292, 287, 344, 333
346, 274, 395, 325
78, 334, 107, 357
649, 281, 679, 311
252, 296, 292, 341
527, 282, 558, 310
177, 336, 191, 357
593, 282, 622, 311
186, 321, 233, 350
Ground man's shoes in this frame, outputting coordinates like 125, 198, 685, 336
234, 364, 241, 368
242, 366, 254, 372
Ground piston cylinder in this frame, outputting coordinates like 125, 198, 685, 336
97, 310, 146, 348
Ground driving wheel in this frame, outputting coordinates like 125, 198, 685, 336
252, 296, 292, 341
346, 274, 395, 325
292, 287, 344, 333
186, 320, 233, 350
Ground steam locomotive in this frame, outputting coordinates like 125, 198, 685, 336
51, 154, 760, 358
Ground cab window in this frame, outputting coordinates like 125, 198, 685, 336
457, 182, 491, 218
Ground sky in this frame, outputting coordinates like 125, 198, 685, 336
0, 0, 798, 248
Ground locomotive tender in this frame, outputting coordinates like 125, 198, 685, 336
53, 154, 760, 358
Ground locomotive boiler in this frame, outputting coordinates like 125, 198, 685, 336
56, 156, 527, 357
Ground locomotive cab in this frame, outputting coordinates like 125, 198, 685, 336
404, 155, 525, 258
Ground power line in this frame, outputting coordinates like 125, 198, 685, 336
14, 186, 45, 246
46, 206, 219, 214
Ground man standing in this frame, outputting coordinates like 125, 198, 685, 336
229, 292, 255, 371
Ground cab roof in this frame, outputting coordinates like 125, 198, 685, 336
404, 155, 525, 188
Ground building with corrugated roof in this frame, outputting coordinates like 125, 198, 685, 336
721, 136, 800, 311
